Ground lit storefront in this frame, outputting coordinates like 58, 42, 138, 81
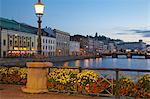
7, 47, 35, 57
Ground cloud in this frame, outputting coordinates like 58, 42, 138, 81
116, 28, 150, 37
129, 29, 150, 37
116, 32, 129, 35
129, 29, 150, 33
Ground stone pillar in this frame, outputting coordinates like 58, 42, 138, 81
22, 62, 52, 93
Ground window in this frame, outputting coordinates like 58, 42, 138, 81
10, 40, 12, 46
43, 39, 45, 43
3, 51, 6, 57
49, 40, 50, 43
46, 46, 47, 50
15, 41, 17, 44
20, 41, 22, 45
3, 40, 6, 46
43, 46, 44, 50
46, 39, 47, 43
32, 42, 34, 47
28, 42, 30, 47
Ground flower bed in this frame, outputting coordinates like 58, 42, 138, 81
48, 69, 150, 98
0, 67, 27, 84
0, 66, 149, 98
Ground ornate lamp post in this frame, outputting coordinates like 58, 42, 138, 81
34, 0, 45, 58
22, 0, 52, 94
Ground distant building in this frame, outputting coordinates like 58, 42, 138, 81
0, 17, 56, 58
70, 35, 88, 55
41, 34, 56, 57
103, 45, 108, 53
88, 37, 94, 54
69, 41, 80, 56
108, 43, 116, 52
147, 45, 150, 52
116, 40, 146, 51
53, 29, 70, 56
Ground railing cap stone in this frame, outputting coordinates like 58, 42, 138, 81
26, 62, 53, 68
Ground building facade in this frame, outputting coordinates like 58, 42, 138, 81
69, 41, 80, 56
147, 45, 150, 52
0, 29, 37, 58
70, 35, 88, 55
108, 43, 116, 53
116, 40, 146, 51
41, 36, 56, 57
54, 29, 70, 56
0, 18, 56, 58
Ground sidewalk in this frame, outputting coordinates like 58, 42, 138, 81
0, 84, 114, 99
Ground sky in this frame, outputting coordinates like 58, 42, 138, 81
0, 0, 150, 44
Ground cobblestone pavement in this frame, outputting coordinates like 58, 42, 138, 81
0, 84, 115, 99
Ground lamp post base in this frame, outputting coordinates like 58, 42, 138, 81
21, 62, 52, 94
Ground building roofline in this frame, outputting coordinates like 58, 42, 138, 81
54, 29, 70, 35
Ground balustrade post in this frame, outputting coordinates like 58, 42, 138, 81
115, 69, 119, 98
79, 66, 82, 73
77, 66, 82, 94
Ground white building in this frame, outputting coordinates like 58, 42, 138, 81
69, 41, 80, 56
108, 43, 116, 52
44, 27, 71, 56
103, 45, 108, 53
88, 38, 94, 53
87, 37, 105, 55
147, 46, 150, 52
116, 40, 146, 51
0, 28, 36, 58
41, 36, 56, 57
0, 18, 56, 58
98, 41, 104, 53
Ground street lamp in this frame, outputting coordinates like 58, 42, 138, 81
34, 0, 45, 59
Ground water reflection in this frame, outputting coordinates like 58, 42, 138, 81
127, 58, 131, 68
90, 58, 93, 66
75, 60, 80, 67
112, 58, 117, 68
147, 59, 150, 70
96, 58, 102, 67
54, 56, 149, 70
84, 59, 89, 67
63, 62, 68, 67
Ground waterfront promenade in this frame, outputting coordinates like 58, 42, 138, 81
0, 84, 114, 99
0, 56, 96, 67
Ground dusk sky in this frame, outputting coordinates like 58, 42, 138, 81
0, 0, 150, 44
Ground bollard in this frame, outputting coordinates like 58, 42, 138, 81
22, 62, 53, 93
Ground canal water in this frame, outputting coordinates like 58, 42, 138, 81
54, 55, 150, 70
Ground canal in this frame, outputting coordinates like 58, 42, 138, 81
54, 55, 150, 70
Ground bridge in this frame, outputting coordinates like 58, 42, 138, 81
101, 52, 150, 59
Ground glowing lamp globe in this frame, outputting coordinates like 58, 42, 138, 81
34, 3, 45, 16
